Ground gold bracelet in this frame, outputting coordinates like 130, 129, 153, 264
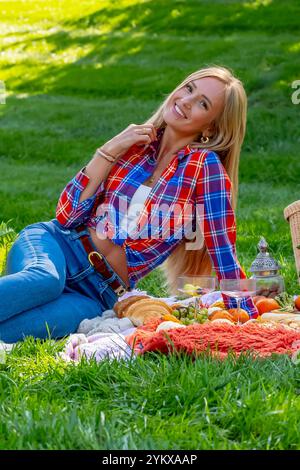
95, 148, 116, 163
99, 146, 117, 159
96, 148, 116, 161
97, 152, 115, 164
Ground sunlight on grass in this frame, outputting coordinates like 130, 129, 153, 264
0, 246, 7, 274
0, 0, 151, 25
244, 0, 273, 9
1, 0, 103, 24
287, 41, 300, 53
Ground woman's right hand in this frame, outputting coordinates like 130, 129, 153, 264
101, 123, 158, 159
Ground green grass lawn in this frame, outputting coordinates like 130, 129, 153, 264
0, 0, 300, 450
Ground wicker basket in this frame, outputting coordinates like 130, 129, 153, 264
284, 200, 300, 284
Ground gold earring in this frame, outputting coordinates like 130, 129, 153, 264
200, 135, 209, 144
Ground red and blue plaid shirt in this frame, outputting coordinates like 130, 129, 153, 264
56, 127, 258, 318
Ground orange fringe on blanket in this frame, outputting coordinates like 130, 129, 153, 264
126, 320, 300, 359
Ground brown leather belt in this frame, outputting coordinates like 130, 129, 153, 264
75, 225, 128, 297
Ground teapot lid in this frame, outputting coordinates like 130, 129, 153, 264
250, 237, 281, 275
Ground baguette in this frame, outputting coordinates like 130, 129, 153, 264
261, 312, 300, 322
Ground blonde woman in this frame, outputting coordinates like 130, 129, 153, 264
0, 65, 258, 343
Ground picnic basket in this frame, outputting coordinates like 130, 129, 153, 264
284, 200, 300, 284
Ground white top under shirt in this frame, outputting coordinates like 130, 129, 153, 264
120, 184, 152, 237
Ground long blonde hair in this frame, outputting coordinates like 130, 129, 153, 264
144, 65, 248, 295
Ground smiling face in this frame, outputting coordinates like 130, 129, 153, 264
163, 77, 226, 140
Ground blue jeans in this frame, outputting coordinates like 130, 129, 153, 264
0, 219, 129, 343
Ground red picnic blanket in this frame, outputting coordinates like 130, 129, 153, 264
126, 318, 300, 359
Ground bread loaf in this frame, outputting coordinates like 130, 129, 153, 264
113, 295, 150, 318
122, 299, 173, 326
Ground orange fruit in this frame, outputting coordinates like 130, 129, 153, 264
295, 295, 300, 311
210, 310, 235, 323
227, 308, 250, 324
253, 295, 266, 306
255, 298, 280, 315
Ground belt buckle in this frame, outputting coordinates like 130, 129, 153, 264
88, 251, 103, 266
115, 285, 127, 297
